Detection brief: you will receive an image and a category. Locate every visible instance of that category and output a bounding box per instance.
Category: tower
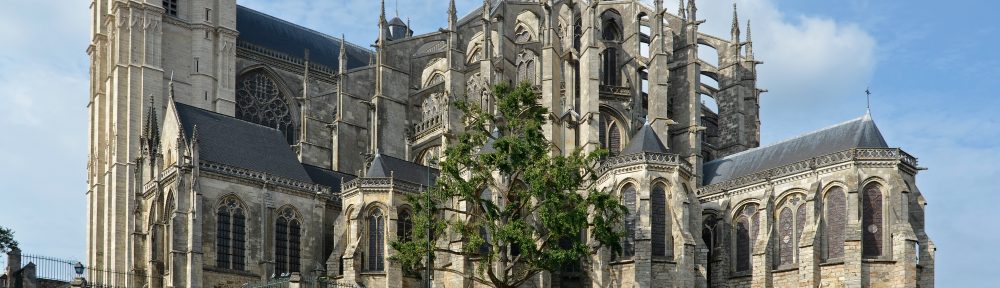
[86,0,237,284]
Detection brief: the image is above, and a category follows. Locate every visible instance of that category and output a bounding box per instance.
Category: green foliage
[0,226,18,253]
[391,82,626,288]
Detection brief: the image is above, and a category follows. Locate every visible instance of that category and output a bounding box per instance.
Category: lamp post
[72,262,86,288]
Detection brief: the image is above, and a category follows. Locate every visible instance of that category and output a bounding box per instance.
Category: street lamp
[74,262,84,276]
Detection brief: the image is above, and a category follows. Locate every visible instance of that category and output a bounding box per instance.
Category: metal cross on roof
[865,87,872,111]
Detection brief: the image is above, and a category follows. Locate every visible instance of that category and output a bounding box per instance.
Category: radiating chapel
[85,0,934,287]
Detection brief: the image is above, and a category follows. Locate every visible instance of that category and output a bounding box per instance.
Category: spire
[731,2,740,42]
[142,95,159,153]
[448,0,457,29]
[745,19,754,58]
[338,34,347,74]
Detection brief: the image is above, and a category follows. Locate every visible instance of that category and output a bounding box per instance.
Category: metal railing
[18,253,78,282]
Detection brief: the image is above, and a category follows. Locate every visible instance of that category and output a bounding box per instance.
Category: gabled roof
[236,5,372,71]
[703,113,888,186]
[366,152,438,186]
[620,122,668,155]
[303,164,356,192]
[173,102,312,183]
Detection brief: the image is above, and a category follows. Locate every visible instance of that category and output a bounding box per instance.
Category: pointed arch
[275,205,302,274]
[733,201,759,274]
[621,183,638,257]
[774,191,807,268]
[823,186,847,261]
[367,206,386,271]
[651,182,670,257]
[216,194,247,270]
[862,181,885,258]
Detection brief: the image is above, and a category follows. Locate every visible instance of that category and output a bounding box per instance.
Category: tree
[392,83,627,288]
[0,225,18,253]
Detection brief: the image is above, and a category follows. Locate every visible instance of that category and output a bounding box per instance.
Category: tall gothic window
[824,187,846,260]
[275,207,301,275]
[163,0,178,16]
[397,210,413,242]
[367,208,386,271]
[216,197,246,270]
[863,183,884,258]
[651,184,668,257]
[601,48,619,86]
[163,196,175,271]
[775,194,806,268]
[573,17,583,50]
[602,20,620,41]
[622,184,637,257]
[734,203,759,273]
[236,71,294,144]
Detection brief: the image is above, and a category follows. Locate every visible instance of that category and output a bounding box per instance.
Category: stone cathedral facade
[85,0,934,287]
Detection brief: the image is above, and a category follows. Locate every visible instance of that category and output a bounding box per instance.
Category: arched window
[734,203,759,273]
[775,194,806,268]
[275,207,301,274]
[163,196,175,271]
[824,187,846,260]
[863,183,884,258]
[236,71,294,144]
[516,50,538,85]
[514,26,532,43]
[622,184,637,257]
[573,17,583,50]
[608,121,622,155]
[216,196,246,270]
[601,48,619,86]
[397,210,413,242]
[367,208,386,271]
[651,184,668,257]
[162,0,178,17]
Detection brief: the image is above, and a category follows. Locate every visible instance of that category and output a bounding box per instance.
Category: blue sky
[0,0,995,285]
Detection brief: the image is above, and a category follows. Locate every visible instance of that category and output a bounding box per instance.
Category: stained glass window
[599,115,607,150]
[516,50,538,85]
[236,71,294,144]
[735,203,758,273]
[275,207,301,274]
[651,185,667,257]
[623,184,637,257]
[778,208,793,267]
[863,183,883,258]
[215,197,247,270]
[825,187,846,260]
[367,208,385,271]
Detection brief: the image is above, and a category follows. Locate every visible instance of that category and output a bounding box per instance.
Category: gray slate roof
[236,5,372,71]
[702,113,888,186]
[366,153,438,186]
[303,164,356,192]
[621,122,669,155]
[174,102,313,183]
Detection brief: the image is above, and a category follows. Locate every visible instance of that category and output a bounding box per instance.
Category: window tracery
[236,71,294,144]
[216,196,246,270]
[275,207,301,274]
[367,208,386,271]
[651,184,668,257]
[515,50,538,85]
[775,194,806,268]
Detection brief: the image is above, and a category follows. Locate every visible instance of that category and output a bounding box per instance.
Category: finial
[395,0,399,18]
[731,2,740,42]
[168,71,175,99]
[379,0,386,23]
[448,0,458,29]
[745,19,754,58]
[191,124,200,143]
[687,0,697,20]
[339,34,347,74]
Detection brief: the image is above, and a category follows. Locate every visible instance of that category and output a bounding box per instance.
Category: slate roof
[303,164,356,192]
[621,122,669,155]
[366,153,439,186]
[173,102,313,183]
[236,5,372,71]
[702,113,888,186]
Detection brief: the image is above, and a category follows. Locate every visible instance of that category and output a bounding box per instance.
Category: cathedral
[84,0,934,287]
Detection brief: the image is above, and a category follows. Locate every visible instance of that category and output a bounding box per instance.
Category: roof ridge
[174,101,285,133]
[707,114,871,163]
[236,5,373,54]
